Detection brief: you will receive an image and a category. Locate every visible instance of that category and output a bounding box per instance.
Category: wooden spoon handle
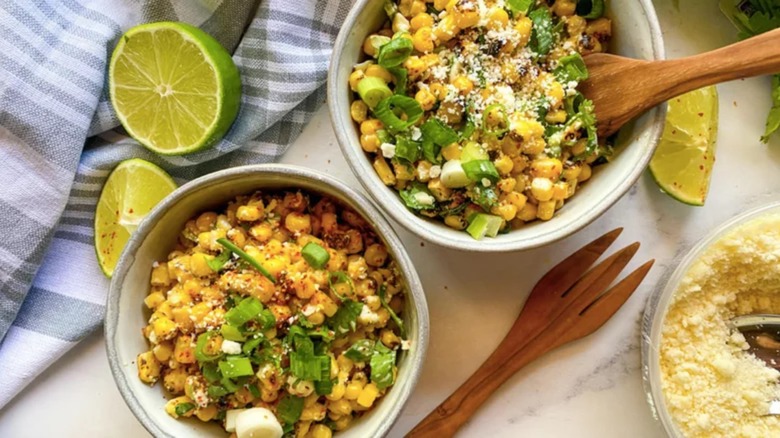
[406,333,557,437]
[650,27,780,103]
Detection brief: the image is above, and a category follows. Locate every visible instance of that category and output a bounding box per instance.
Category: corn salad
[349,0,613,239]
[137,191,407,438]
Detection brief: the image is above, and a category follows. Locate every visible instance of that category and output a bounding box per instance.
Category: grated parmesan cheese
[660,214,780,437]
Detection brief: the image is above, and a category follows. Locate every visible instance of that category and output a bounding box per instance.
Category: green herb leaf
[529,8,554,55]
[302,242,330,269]
[394,136,421,163]
[762,74,780,142]
[370,342,397,390]
[374,95,424,133]
[220,324,246,342]
[277,394,305,425]
[399,181,437,211]
[388,67,409,95]
[421,138,441,164]
[174,402,196,417]
[462,160,500,183]
[377,37,414,68]
[328,299,364,335]
[421,118,458,146]
[471,185,498,212]
[328,271,354,301]
[507,0,534,14]
[207,249,232,272]
[207,385,229,398]
[344,339,376,362]
[379,285,406,338]
[202,362,222,383]
[217,238,275,283]
[554,53,589,83]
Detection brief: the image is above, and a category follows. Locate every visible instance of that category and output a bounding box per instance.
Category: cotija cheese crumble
[660,214,780,437]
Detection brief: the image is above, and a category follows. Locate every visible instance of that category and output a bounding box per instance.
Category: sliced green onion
[174,402,196,417]
[374,95,423,133]
[388,67,408,95]
[290,352,330,381]
[258,308,277,330]
[218,356,254,379]
[460,141,488,163]
[314,379,335,396]
[277,394,304,425]
[242,337,264,356]
[376,129,394,145]
[221,377,239,393]
[395,137,421,163]
[357,76,393,109]
[217,238,275,283]
[466,213,503,240]
[554,53,589,83]
[460,120,476,141]
[462,160,500,183]
[207,249,232,272]
[302,242,330,269]
[366,35,391,58]
[207,385,229,398]
[506,0,534,14]
[379,285,406,338]
[248,384,262,398]
[420,118,458,146]
[421,138,441,164]
[377,37,413,68]
[195,331,221,363]
[220,324,246,342]
[202,363,222,383]
[576,0,605,19]
[225,297,263,327]
[483,104,509,136]
[344,339,376,362]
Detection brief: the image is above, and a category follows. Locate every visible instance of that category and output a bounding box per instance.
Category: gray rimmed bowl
[105,164,430,438]
[328,0,666,252]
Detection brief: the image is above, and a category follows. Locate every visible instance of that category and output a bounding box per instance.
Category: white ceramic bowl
[328,0,666,252]
[641,201,780,437]
[105,164,430,438]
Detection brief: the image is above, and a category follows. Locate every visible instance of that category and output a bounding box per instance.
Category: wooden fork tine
[530,228,622,299]
[575,259,655,335]
[563,241,640,303]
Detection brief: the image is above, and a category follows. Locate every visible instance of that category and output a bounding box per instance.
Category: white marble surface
[1,0,779,436]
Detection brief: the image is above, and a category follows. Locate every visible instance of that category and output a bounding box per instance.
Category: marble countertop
[2,0,779,436]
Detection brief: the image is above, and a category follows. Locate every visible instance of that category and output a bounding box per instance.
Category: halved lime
[109,22,241,155]
[649,86,719,206]
[95,159,177,277]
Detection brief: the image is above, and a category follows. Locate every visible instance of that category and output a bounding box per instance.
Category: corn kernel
[150,264,171,286]
[487,8,509,30]
[365,65,393,83]
[537,200,556,221]
[412,26,434,53]
[410,13,434,31]
[348,70,365,91]
[579,163,592,182]
[350,100,368,123]
[452,75,473,94]
[144,291,166,309]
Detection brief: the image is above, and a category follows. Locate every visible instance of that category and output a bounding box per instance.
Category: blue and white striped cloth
[0,0,351,408]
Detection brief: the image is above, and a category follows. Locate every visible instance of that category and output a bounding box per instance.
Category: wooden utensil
[580,27,780,137]
[407,229,654,437]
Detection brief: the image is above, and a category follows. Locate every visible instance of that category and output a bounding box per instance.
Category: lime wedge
[649,86,719,206]
[95,159,177,277]
[109,22,241,155]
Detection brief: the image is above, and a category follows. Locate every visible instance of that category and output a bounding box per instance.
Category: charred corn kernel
[492,203,518,221]
[174,335,196,364]
[365,64,393,83]
[137,351,161,383]
[552,182,568,201]
[350,101,368,123]
[531,158,563,180]
[381,329,401,348]
[285,212,312,234]
[172,307,194,334]
[357,383,380,408]
[328,399,353,416]
[152,341,173,362]
[364,243,388,267]
[437,99,464,123]
[412,27,434,53]
[410,0,426,15]
[195,212,217,232]
[428,84,447,102]
[585,151,599,164]
[344,381,364,400]
[567,16,587,35]
[154,301,174,320]
[552,0,576,16]
[531,177,554,202]
[359,134,380,153]
[195,404,218,422]
[144,291,166,309]
[515,17,533,47]
[164,367,188,394]
[494,155,514,175]
[264,255,290,278]
[512,117,545,140]
[433,0,448,9]
[587,17,613,38]
[374,156,396,186]
[504,191,528,211]
[410,12,434,30]
[362,35,386,57]
[545,109,567,124]
[452,75,473,94]
[497,177,517,193]
[327,382,346,401]
[403,56,426,78]
[165,396,194,418]
[571,139,587,156]
[537,200,556,221]
[152,316,178,341]
[444,214,468,230]
[441,143,461,161]
[433,15,459,42]
[360,119,383,135]
[414,88,436,111]
[332,415,352,431]
[517,202,538,222]
[522,137,546,155]
[399,0,414,16]
[548,81,565,107]
[190,302,211,325]
[348,70,365,91]
[562,165,582,181]
[308,310,325,325]
[487,8,509,30]
[150,264,171,286]
[579,163,592,182]
[190,252,213,277]
[453,9,479,28]
[427,178,453,201]
[249,223,274,243]
[309,424,333,438]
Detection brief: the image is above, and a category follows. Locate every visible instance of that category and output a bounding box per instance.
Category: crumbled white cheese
[221,340,242,355]
[358,306,381,324]
[429,165,442,179]
[481,178,491,187]
[401,340,412,351]
[413,191,436,206]
[411,127,422,141]
[380,143,396,159]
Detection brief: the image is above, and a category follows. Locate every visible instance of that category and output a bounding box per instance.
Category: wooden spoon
[581,27,780,137]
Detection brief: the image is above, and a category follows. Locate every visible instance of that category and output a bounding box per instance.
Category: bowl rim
[640,201,780,437]
[327,0,667,252]
[105,163,430,438]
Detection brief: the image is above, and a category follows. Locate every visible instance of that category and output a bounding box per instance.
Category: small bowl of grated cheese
[642,202,780,438]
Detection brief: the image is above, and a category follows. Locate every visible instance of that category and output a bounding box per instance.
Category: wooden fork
[407,228,654,437]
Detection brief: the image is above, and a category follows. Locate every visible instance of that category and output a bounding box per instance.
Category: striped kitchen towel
[0,0,351,408]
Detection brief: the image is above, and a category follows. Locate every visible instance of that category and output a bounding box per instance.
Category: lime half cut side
[95,159,177,277]
[649,86,719,206]
[109,22,241,155]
